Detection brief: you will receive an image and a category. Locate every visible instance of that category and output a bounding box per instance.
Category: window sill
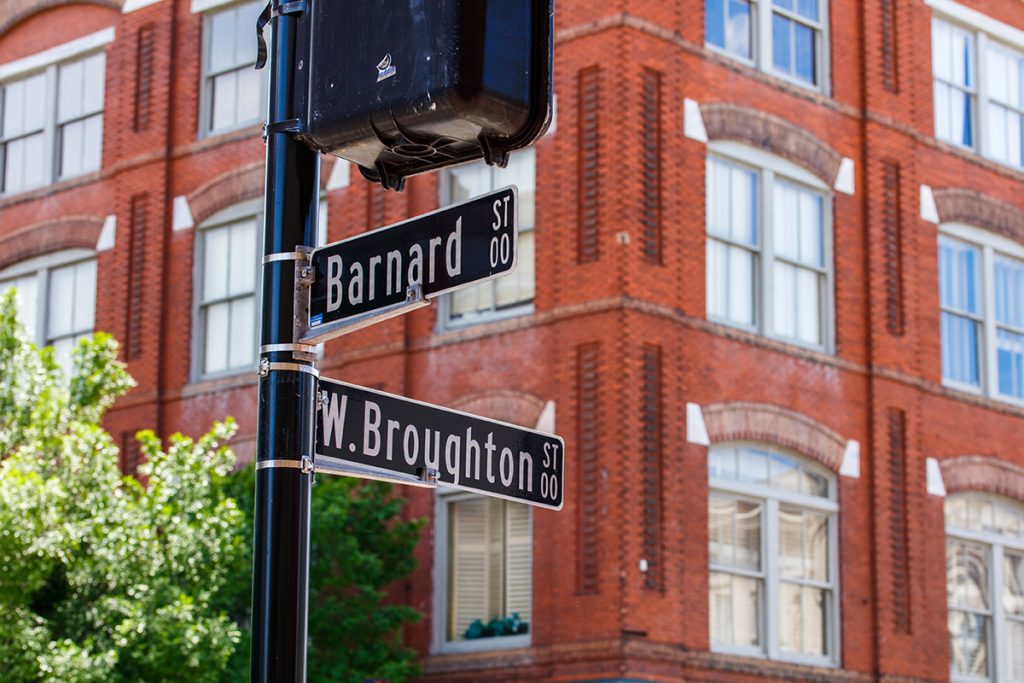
[434,633,530,656]
[707,648,837,674]
[0,169,103,209]
[706,317,831,357]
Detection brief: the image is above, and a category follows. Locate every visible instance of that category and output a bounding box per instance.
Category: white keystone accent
[173,196,194,231]
[686,402,710,446]
[684,98,708,143]
[840,440,861,478]
[535,400,556,435]
[927,457,947,497]
[920,185,940,224]
[122,0,164,13]
[834,157,855,195]
[96,215,117,252]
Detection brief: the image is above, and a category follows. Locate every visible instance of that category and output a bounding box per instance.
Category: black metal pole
[250,1,319,680]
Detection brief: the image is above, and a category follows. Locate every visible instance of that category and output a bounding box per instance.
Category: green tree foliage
[221,469,424,683]
[0,290,424,681]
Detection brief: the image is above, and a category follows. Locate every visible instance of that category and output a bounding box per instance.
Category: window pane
[773,183,799,261]
[798,190,823,267]
[773,261,797,339]
[709,496,762,571]
[495,229,534,308]
[987,42,1022,108]
[769,452,801,493]
[47,265,76,340]
[935,82,975,148]
[772,15,792,76]
[708,447,737,480]
[996,256,1024,329]
[793,22,816,84]
[707,239,728,320]
[82,53,105,115]
[706,0,726,49]
[737,447,769,485]
[3,73,45,138]
[50,335,76,378]
[780,507,829,582]
[988,103,1024,168]
[730,165,757,245]
[234,66,262,126]
[941,312,981,386]
[203,301,230,374]
[796,0,818,22]
[234,1,261,66]
[947,539,990,611]
[4,133,46,193]
[498,149,536,229]
[1008,620,1024,683]
[728,245,755,326]
[81,114,103,173]
[203,227,230,301]
[505,502,532,626]
[796,268,821,345]
[0,274,39,340]
[451,279,494,318]
[997,328,1024,399]
[228,296,255,368]
[228,219,257,296]
[209,9,239,73]
[59,119,85,178]
[779,583,828,656]
[211,72,239,131]
[58,59,85,122]
[948,610,989,678]
[1006,552,1024,618]
[709,571,761,649]
[72,260,96,333]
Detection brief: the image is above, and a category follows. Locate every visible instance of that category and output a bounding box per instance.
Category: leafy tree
[221,469,424,683]
[0,290,243,682]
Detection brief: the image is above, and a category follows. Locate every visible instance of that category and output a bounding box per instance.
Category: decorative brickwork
[700,103,843,186]
[0,216,104,271]
[576,342,600,595]
[186,162,264,225]
[940,456,1024,503]
[0,0,120,35]
[577,66,601,264]
[134,25,155,132]
[640,344,662,590]
[883,161,904,336]
[450,390,546,428]
[887,408,911,634]
[640,69,662,265]
[880,0,899,94]
[933,188,1024,246]
[125,194,148,360]
[702,401,846,472]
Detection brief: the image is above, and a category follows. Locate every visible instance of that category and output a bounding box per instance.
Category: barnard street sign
[304,186,518,341]
[315,378,564,510]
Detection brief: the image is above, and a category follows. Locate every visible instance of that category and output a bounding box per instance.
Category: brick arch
[702,401,847,472]
[700,102,842,186]
[939,456,1024,504]
[187,163,265,226]
[0,0,121,36]
[451,390,547,429]
[933,188,1024,247]
[0,216,103,271]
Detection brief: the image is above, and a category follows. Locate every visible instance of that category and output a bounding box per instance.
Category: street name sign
[315,378,564,510]
[302,186,518,342]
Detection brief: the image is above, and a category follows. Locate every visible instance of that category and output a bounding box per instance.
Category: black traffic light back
[293,0,553,191]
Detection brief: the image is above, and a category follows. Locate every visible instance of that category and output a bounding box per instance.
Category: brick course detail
[939,455,1024,503]
[933,187,1024,246]
[0,216,104,271]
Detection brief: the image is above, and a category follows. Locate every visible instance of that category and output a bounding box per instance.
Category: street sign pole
[250,1,319,681]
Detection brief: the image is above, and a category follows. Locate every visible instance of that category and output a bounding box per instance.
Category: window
[195,203,259,378]
[932,12,1024,170]
[938,225,1024,402]
[440,149,535,327]
[0,249,97,376]
[434,492,531,652]
[945,493,1024,682]
[201,0,267,135]
[0,41,106,194]
[706,145,832,350]
[705,0,828,89]
[708,444,838,666]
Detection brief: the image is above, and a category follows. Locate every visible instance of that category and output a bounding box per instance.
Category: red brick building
[1,0,1023,681]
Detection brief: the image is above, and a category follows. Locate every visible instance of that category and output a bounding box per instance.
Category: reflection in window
[945,494,1024,682]
[708,444,837,665]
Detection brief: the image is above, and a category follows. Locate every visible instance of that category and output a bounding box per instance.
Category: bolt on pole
[249,0,320,680]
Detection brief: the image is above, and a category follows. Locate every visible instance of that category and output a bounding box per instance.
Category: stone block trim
[700,102,842,186]
[0,0,120,35]
[939,455,1024,504]
[186,162,264,226]
[0,216,104,271]
[702,401,847,472]
[932,188,1024,246]
[451,390,547,430]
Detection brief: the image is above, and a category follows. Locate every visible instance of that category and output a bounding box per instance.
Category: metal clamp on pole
[296,284,430,345]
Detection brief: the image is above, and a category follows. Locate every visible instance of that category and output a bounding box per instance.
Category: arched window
[945,493,1024,681]
[708,443,838,665]
[706,142,833,351]
[0,248,97,376]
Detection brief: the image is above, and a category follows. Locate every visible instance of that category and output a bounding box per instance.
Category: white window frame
[945,493,1024,683]
[0,248,97,371]
[929,1,1024,171]
[706,141,835,353]
[708,442,841,668]
[436,151,536,331]
[431,489,533,655]
[938,222,1024,405]
[0,28,113,196]
[197,0,269,138]
[705,0,832,94]
[191,200,262,381]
